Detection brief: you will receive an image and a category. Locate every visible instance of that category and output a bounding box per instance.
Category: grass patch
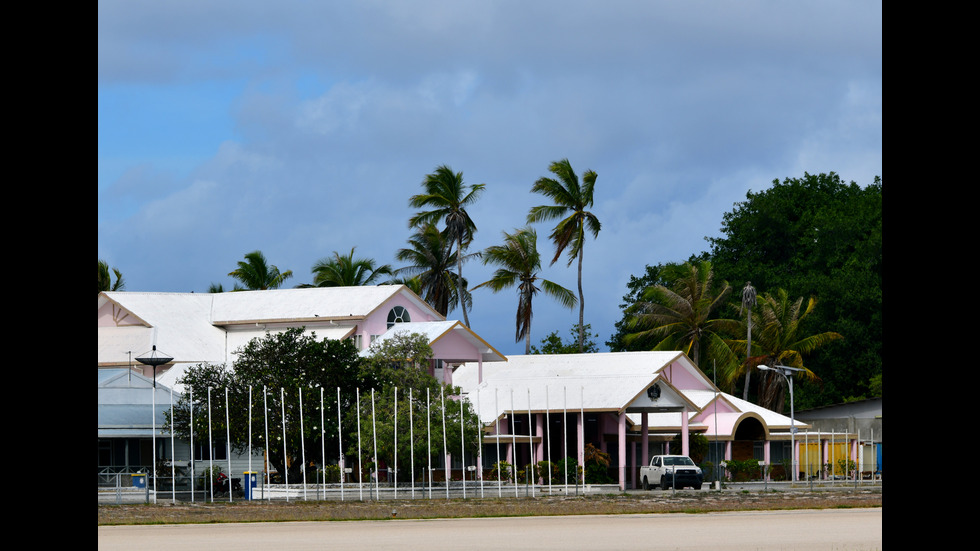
[99,488,882,526]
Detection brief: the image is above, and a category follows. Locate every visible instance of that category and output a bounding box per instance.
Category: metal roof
[98,369,179,437]
[455,351,701,423]
[98,286,436,367]
[361,321,506,363]
[454,351,803,437]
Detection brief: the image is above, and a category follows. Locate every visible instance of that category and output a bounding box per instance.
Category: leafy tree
[623,260,740,386]
[386,275,423,298]
[168,328,365,482]
[583,443,612,483]
[531,323,600,354]
[473,227,577,354]
[309,247,393,287]
[607,262,695,351]
[527,159,601,353]
[98,259,125,293]
[349,379,480,484]
[361,331,437,384]
[167,329,480,485]
[409,165,485,327]
[395,223,471,317]
[228,250,293,290]
[707,172,881,406]
[352,331,480,483]
[731,289,843,412]
[207,282,239,293]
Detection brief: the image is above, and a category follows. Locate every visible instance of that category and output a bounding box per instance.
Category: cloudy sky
[98,1,882,356]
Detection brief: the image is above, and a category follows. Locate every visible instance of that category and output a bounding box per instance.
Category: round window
[387,306,410,329]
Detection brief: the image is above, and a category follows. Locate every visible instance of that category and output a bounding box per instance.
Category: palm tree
[98,259,125,294]
[385,275,423,298]
[228,250,293,290]
[473,227,577,354]
[395,223,470,317]
[527,159,600,352]
[310,247,393,287]
[409,165,485,327]
[736,289,843,412]
[624,260,740,385]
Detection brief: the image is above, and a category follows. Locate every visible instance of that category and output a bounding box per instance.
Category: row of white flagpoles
[152,384,589,503]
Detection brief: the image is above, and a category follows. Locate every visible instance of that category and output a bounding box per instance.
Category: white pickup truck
[640,455,703,490]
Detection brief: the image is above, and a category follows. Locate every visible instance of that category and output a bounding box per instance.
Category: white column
[618,412,626,491]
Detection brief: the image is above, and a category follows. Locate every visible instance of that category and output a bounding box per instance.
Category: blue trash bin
[132,473,146,488]
[244,471,257,500]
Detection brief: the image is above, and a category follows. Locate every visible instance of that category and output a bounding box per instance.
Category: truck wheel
[693,483,702,490]
[660,476,669,490]
[642,477,650,491]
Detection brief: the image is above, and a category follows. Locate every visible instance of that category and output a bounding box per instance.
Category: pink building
[454,352,855,490]
[99,286,856,489]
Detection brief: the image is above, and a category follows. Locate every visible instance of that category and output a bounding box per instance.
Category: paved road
[98,507,882,550]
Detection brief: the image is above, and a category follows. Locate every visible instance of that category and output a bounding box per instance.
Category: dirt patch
[98,488,882,525]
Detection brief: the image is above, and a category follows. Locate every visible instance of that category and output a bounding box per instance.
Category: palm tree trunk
[458,236,470,327]
[577,245,584,353]
[525,330,531,355]
[742,306,752,400]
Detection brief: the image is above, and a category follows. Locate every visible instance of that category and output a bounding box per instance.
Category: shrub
[724,459,761,481]
[556,457,579,484]
[489,461,513,481]
[536,461,557,484]
[321,464,341,483]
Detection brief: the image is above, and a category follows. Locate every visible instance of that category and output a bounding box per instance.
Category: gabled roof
[98,285,442,367]
[455,351,706,423]
[363,321,506,363]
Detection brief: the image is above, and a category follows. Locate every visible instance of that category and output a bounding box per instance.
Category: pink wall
[357,294,442,346]
[662,361,708,390]
[430,330,480,362]
[98,301,141,327]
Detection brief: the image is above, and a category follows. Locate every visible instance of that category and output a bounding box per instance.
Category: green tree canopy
[168,328,365,481]
[623,260,741,386]
[98,259,125,293]
[530,323,600,354]
[707,172,881,406]
[395,223,471,317]
[309,247,394,287]
[351,331,480,482]
[167,329,480,485]
[731,289,843,412]
[607,261,699,352]
[228,250,294,290]
[409,164,485,327]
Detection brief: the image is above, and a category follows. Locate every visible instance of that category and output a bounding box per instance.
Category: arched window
[387,306,410,329]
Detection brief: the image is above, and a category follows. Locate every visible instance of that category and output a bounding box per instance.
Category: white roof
[98,286,435,367]
[362,321,506,362]
[455,351,703,423]
[207,286,427,323]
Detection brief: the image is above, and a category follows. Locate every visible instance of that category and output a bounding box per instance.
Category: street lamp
[756,364,802,482]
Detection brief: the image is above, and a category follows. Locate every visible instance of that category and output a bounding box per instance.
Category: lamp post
[756,364,801,482]
[136,345,173,500]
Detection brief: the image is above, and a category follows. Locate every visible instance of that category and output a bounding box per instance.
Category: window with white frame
[387,306,410,329]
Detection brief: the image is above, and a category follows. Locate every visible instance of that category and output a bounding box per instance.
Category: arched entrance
[731,416,766,461]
